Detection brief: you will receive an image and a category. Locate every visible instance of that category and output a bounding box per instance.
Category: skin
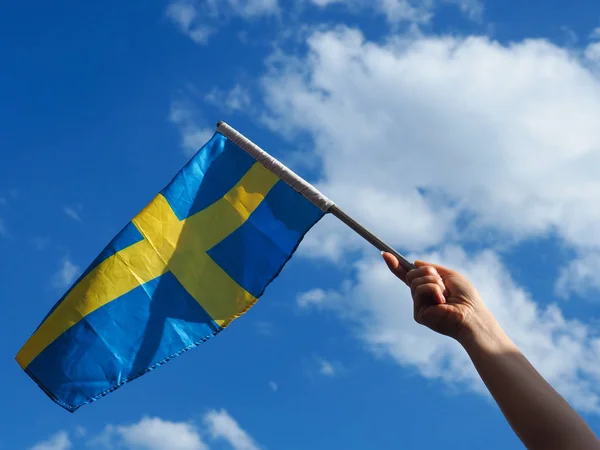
[382,253,600,450]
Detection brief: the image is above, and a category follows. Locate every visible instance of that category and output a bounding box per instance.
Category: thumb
[414,260,455,278]
[382,252,408,284]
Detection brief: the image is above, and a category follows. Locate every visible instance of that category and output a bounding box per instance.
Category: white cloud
[294,216,351,262]
[269,380,278,391]
[89,412,261,450]
[299,246,600,413]
[318,358,336,376]
[311,0,343,6]
[233,0,279,19]
[203,410,260,450]
[584,28,600,65]
[382,0,431,22]
[63,205,82,222]
[181,127,214,155]
[30,431,71,450]
[205,84,252,112]
[585,42,600,64]
[166,0,279,44]
[309,0,426,23]
[254,25,600,413]
[297,288,328,308]
[556,251,600,299]
[166,0,214,44]
[449,0,483,20]
[52,258,80,289]
[169,102,214,156]
[308,0,483,23]
[104,417,208,450]
[261,27,600,295]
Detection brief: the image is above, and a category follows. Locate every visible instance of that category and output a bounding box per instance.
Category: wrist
[457,310,514,354]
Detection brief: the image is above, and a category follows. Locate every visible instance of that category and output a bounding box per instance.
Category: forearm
[461,318,600,449]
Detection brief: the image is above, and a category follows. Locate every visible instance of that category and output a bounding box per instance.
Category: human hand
[382,253,495,344]
[384,255,600,450]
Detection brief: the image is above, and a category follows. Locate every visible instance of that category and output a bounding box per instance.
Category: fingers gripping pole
[216,121,416,273]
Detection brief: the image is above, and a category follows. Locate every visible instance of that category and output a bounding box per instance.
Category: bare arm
[462,312,599,449]
[382,254,600,450]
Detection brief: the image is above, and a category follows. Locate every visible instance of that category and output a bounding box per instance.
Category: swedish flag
[16,125,326,412]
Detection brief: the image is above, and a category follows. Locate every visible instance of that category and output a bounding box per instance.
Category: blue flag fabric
[16,131,325,412]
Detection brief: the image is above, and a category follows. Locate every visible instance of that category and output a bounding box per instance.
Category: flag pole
[216,121,416,272]
[328,205,416,271]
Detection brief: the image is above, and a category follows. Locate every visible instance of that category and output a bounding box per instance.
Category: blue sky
[3,0,600,448]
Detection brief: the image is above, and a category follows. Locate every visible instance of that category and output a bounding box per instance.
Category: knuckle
[424,275,443,285]
[407,271,418,282]
[423,267,437,277]
[414,284,425,295]
[415,283,435,295]
[411,275,435,287]
[414,283,442,300]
